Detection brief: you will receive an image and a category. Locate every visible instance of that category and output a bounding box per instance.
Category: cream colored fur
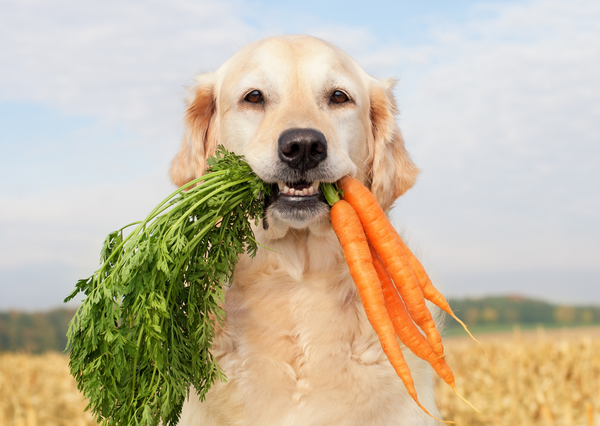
[171,35,439,426]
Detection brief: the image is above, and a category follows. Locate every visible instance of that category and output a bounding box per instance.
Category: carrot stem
[321,182,343,206]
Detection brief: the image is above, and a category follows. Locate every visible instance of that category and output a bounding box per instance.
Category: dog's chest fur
[179,229,438,426]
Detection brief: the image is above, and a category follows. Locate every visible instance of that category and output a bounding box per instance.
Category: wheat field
[0,352,95,426]
[438,328,600,425]
[1,329,599,426]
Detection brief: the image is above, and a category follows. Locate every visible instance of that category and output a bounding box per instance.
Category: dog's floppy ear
[367,78,419,211]
[170,73,219,187]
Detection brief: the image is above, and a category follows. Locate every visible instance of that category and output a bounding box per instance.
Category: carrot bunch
[323,176,481,422]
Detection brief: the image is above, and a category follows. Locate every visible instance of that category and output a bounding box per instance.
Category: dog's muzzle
[263,128,331,229]
[278,128,327,174]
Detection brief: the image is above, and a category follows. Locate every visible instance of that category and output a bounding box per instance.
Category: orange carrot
[331,200,448,422]
[370,244,450,368]
[369,243,478,412]
[337,176,482,353]
[339,176,444,357]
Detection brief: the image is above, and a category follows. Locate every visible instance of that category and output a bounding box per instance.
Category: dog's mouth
[268,180,324,204]
[263,179,329,229]
[276,180,320,197]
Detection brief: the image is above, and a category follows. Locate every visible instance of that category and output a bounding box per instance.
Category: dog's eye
[331,90,349,104]
[244,90,263,104]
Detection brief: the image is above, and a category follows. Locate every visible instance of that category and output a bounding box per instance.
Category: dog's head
[171,35,419,237]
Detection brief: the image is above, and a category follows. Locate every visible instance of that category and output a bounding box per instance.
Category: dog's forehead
[219,36,366,97]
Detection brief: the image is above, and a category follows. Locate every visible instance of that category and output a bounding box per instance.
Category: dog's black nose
[278,128,327,173]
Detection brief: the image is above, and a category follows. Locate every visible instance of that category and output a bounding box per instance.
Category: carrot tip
[451,385,481,413]
[414,400,454,423]
[451,314,488,362]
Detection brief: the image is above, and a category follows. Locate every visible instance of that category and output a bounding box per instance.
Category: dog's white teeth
[280,181,320,196]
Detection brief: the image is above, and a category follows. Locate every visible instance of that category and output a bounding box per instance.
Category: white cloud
[388,0,600,278]
[0,0,260,145]
[0,0,260,278]
[0,171,173,269]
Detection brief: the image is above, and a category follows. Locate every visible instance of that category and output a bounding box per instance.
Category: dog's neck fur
[179,224,438,425]
[252,223,343,277]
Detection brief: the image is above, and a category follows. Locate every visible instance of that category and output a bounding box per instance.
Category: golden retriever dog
[170,34,439,426]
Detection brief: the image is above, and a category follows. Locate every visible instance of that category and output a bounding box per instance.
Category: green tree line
[2,297,600,352]
[0,309,76,353]
[446,296,600,328]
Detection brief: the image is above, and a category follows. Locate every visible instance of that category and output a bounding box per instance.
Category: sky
[0,0,599,309]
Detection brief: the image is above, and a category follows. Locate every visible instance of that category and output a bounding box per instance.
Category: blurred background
[0,0,599,424]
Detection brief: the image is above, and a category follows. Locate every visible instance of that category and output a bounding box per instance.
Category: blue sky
[247,0,494,43]
[1,0,599,309]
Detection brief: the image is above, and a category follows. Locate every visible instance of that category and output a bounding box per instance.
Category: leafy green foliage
[64,147,271,426]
